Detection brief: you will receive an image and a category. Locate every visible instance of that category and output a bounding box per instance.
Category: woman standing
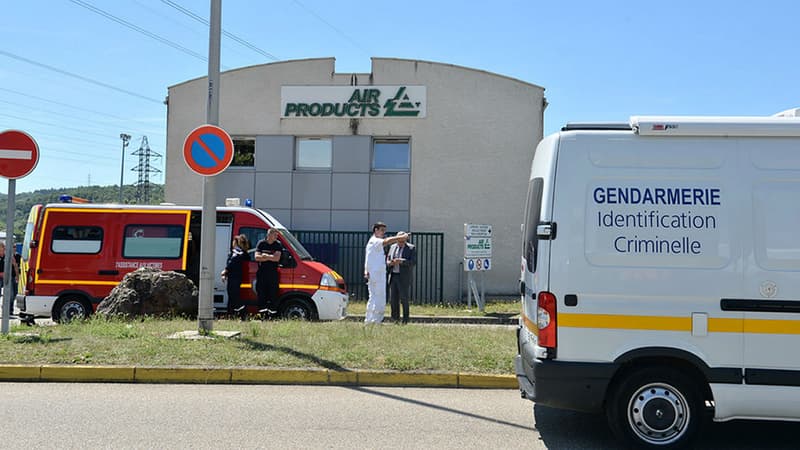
[221,234,250,319]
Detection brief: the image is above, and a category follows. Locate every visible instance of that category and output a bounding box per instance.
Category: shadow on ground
[239,338,349,372]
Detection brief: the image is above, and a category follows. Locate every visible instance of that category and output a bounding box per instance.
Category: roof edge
[371,57,544,91]
[167,56,544,92]
[168,57,337,90]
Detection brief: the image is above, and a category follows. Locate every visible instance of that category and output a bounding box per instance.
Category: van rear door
[215,223,232,308]
[35,208,111,292]
[521,134,559,326]
[738,137,800,417]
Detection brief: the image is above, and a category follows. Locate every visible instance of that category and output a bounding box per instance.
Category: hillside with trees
[0,184,164,238]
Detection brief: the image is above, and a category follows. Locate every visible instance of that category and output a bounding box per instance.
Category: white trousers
[365,269,387,323]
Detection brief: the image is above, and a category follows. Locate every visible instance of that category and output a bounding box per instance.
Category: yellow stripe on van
[559,313,691,332]
[744,319,800,335]
[521,313,538,336]
[239,284,320,290]
[559,313,800,335]
[34,207,192,286]
[282,284,319,290]
[34,280,120,287]
[708,318,744,333]
[45,207,189,214]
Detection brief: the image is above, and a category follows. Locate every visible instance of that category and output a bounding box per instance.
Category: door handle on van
[98,270,119,276]
[536,222,557,240]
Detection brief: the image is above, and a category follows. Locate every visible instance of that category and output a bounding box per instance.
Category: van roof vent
[561,123,631,131]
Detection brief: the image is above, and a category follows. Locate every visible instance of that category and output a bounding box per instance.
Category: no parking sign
[183,124,234,176]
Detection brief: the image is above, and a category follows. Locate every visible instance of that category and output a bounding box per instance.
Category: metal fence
[293,230,444,303]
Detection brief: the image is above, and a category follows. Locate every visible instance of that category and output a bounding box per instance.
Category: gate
[294,231,444,303]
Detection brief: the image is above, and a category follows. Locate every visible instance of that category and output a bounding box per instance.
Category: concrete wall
[165,57,545,299]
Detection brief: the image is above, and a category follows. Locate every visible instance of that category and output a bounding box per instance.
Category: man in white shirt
[364,222,408,324]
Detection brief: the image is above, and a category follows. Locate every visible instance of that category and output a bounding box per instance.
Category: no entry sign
[183,124,234,176]
[0,130,39,179]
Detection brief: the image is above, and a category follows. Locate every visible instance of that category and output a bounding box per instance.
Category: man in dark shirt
[254,228,283,317]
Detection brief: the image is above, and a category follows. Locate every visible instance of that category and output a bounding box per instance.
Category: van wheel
[54,296,91,323]
[606,367,703,449]
[281,298,313,320]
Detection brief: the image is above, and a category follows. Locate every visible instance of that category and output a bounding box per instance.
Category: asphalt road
[1,383,536,449]
[2,383,798,449]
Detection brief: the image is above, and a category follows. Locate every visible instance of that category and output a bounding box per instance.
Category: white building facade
[165,57,545,299]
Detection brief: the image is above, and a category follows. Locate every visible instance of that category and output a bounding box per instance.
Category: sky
[2,0,799,193]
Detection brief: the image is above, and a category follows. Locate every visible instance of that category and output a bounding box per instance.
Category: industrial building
[165,57,545,299]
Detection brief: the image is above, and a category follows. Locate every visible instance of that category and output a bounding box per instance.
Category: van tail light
[537,291,557,349]
[25,268,34,296]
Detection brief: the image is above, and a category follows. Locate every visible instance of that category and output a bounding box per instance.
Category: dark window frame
[50,225,104,255]
[122,224,184,259]
[232,138,255,167]
[295,137,332,170]
[372,138,410,171]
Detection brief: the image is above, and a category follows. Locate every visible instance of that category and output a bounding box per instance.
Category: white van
[515,116,800,448]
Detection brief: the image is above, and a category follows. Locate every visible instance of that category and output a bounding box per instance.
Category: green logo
[384,87,422,117]
[283,86,423,118]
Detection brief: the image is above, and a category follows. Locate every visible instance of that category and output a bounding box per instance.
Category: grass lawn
[1,315,518,375]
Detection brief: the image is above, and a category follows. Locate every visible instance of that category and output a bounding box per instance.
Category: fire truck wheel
[54,296,91,323]
[281,298,313,320]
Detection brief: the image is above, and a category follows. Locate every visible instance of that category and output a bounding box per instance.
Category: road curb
[344,315,518,326]
[0,364,517,389]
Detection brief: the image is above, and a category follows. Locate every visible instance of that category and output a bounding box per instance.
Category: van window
[51,226,103,254]
[240,226,311,261]
[22,205,42,261]
[123,225,183,258]
[240,227,267,250]
[523,178,544,272]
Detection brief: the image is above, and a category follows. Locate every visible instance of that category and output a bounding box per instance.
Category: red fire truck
[15,200,347,323]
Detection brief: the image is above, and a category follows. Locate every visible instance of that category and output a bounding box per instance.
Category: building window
[373,139,410,170]
[296,138,332,169]
[123,225,183,258]
[51,226,103,254]
[232,138,255,167]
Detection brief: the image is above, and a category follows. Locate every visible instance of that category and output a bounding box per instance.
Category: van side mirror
[279,252,296,268]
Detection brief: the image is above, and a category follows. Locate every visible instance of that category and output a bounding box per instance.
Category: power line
[0,99,164,139]
[0,50,163,104]
[0,126,120,150]
[67,0,208,63]
[0,112,130,141]
[291,0,371,56]
[0,87,165,133]
[160,0,279,61]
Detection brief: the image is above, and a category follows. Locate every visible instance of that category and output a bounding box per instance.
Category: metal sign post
[198,0,222,333]
[464,223,492,312]
[0,129,40,334]
[2,180,14,334]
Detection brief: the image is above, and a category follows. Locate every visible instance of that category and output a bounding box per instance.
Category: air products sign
[585,183,730,268]
[281,86,426,118]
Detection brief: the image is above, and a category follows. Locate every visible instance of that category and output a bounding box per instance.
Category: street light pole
[119,133,131,204]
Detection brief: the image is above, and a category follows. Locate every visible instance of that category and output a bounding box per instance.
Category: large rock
[96,268,198,319]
